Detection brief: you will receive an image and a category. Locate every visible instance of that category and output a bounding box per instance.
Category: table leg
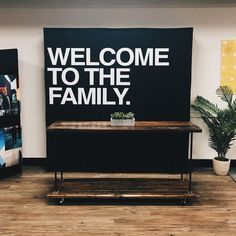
[180,173,184,182]
[189,133,193,193]
[54,171,58,192]
[52,132,59,192]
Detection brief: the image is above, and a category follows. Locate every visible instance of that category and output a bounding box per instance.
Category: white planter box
[110,118,135,126]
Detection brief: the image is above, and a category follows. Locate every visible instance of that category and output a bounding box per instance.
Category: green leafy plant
[191,86,236,161]
[111,112,135,120]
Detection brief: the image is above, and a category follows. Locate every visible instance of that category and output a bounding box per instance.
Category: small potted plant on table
[191,86,236,175]
[110,112,135,126]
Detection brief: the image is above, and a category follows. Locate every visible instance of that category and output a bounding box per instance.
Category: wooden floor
[1,167,236,236]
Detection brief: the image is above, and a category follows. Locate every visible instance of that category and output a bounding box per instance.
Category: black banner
[44,28,193,125]
[44,28,193,172]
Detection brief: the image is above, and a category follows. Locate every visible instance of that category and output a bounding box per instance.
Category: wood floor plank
[0,166,236,235]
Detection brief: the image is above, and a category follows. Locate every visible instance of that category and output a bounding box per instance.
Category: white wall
[0,5,236,159]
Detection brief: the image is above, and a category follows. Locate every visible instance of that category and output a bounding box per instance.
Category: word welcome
[47,47,170,67]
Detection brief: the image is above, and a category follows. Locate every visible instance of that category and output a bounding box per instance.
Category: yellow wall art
[221,40,236,94]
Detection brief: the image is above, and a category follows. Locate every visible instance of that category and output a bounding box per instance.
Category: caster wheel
[59,198,65,205]
[180,198,187,206]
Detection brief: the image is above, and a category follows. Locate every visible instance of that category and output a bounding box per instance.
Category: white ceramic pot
[213,157,231,176]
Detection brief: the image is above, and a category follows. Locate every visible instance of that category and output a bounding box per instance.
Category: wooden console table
[47,121,202,204]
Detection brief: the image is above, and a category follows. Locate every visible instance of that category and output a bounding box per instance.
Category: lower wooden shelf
[47,178,199,201]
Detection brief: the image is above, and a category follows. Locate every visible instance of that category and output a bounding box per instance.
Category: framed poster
[220,40,236,94]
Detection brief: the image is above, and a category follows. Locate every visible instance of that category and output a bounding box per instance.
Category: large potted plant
[191,86,236,175]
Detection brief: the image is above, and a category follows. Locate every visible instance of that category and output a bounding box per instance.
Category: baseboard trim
[22,158,236,168]
[193,159,236,168]
[23,157,47,166]
[192,159,212,168]
[230,160,236,167]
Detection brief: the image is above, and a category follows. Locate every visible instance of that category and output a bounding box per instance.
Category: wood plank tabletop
[47,121,202,133]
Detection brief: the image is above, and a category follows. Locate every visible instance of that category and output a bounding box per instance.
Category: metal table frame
[47,121,202,202]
